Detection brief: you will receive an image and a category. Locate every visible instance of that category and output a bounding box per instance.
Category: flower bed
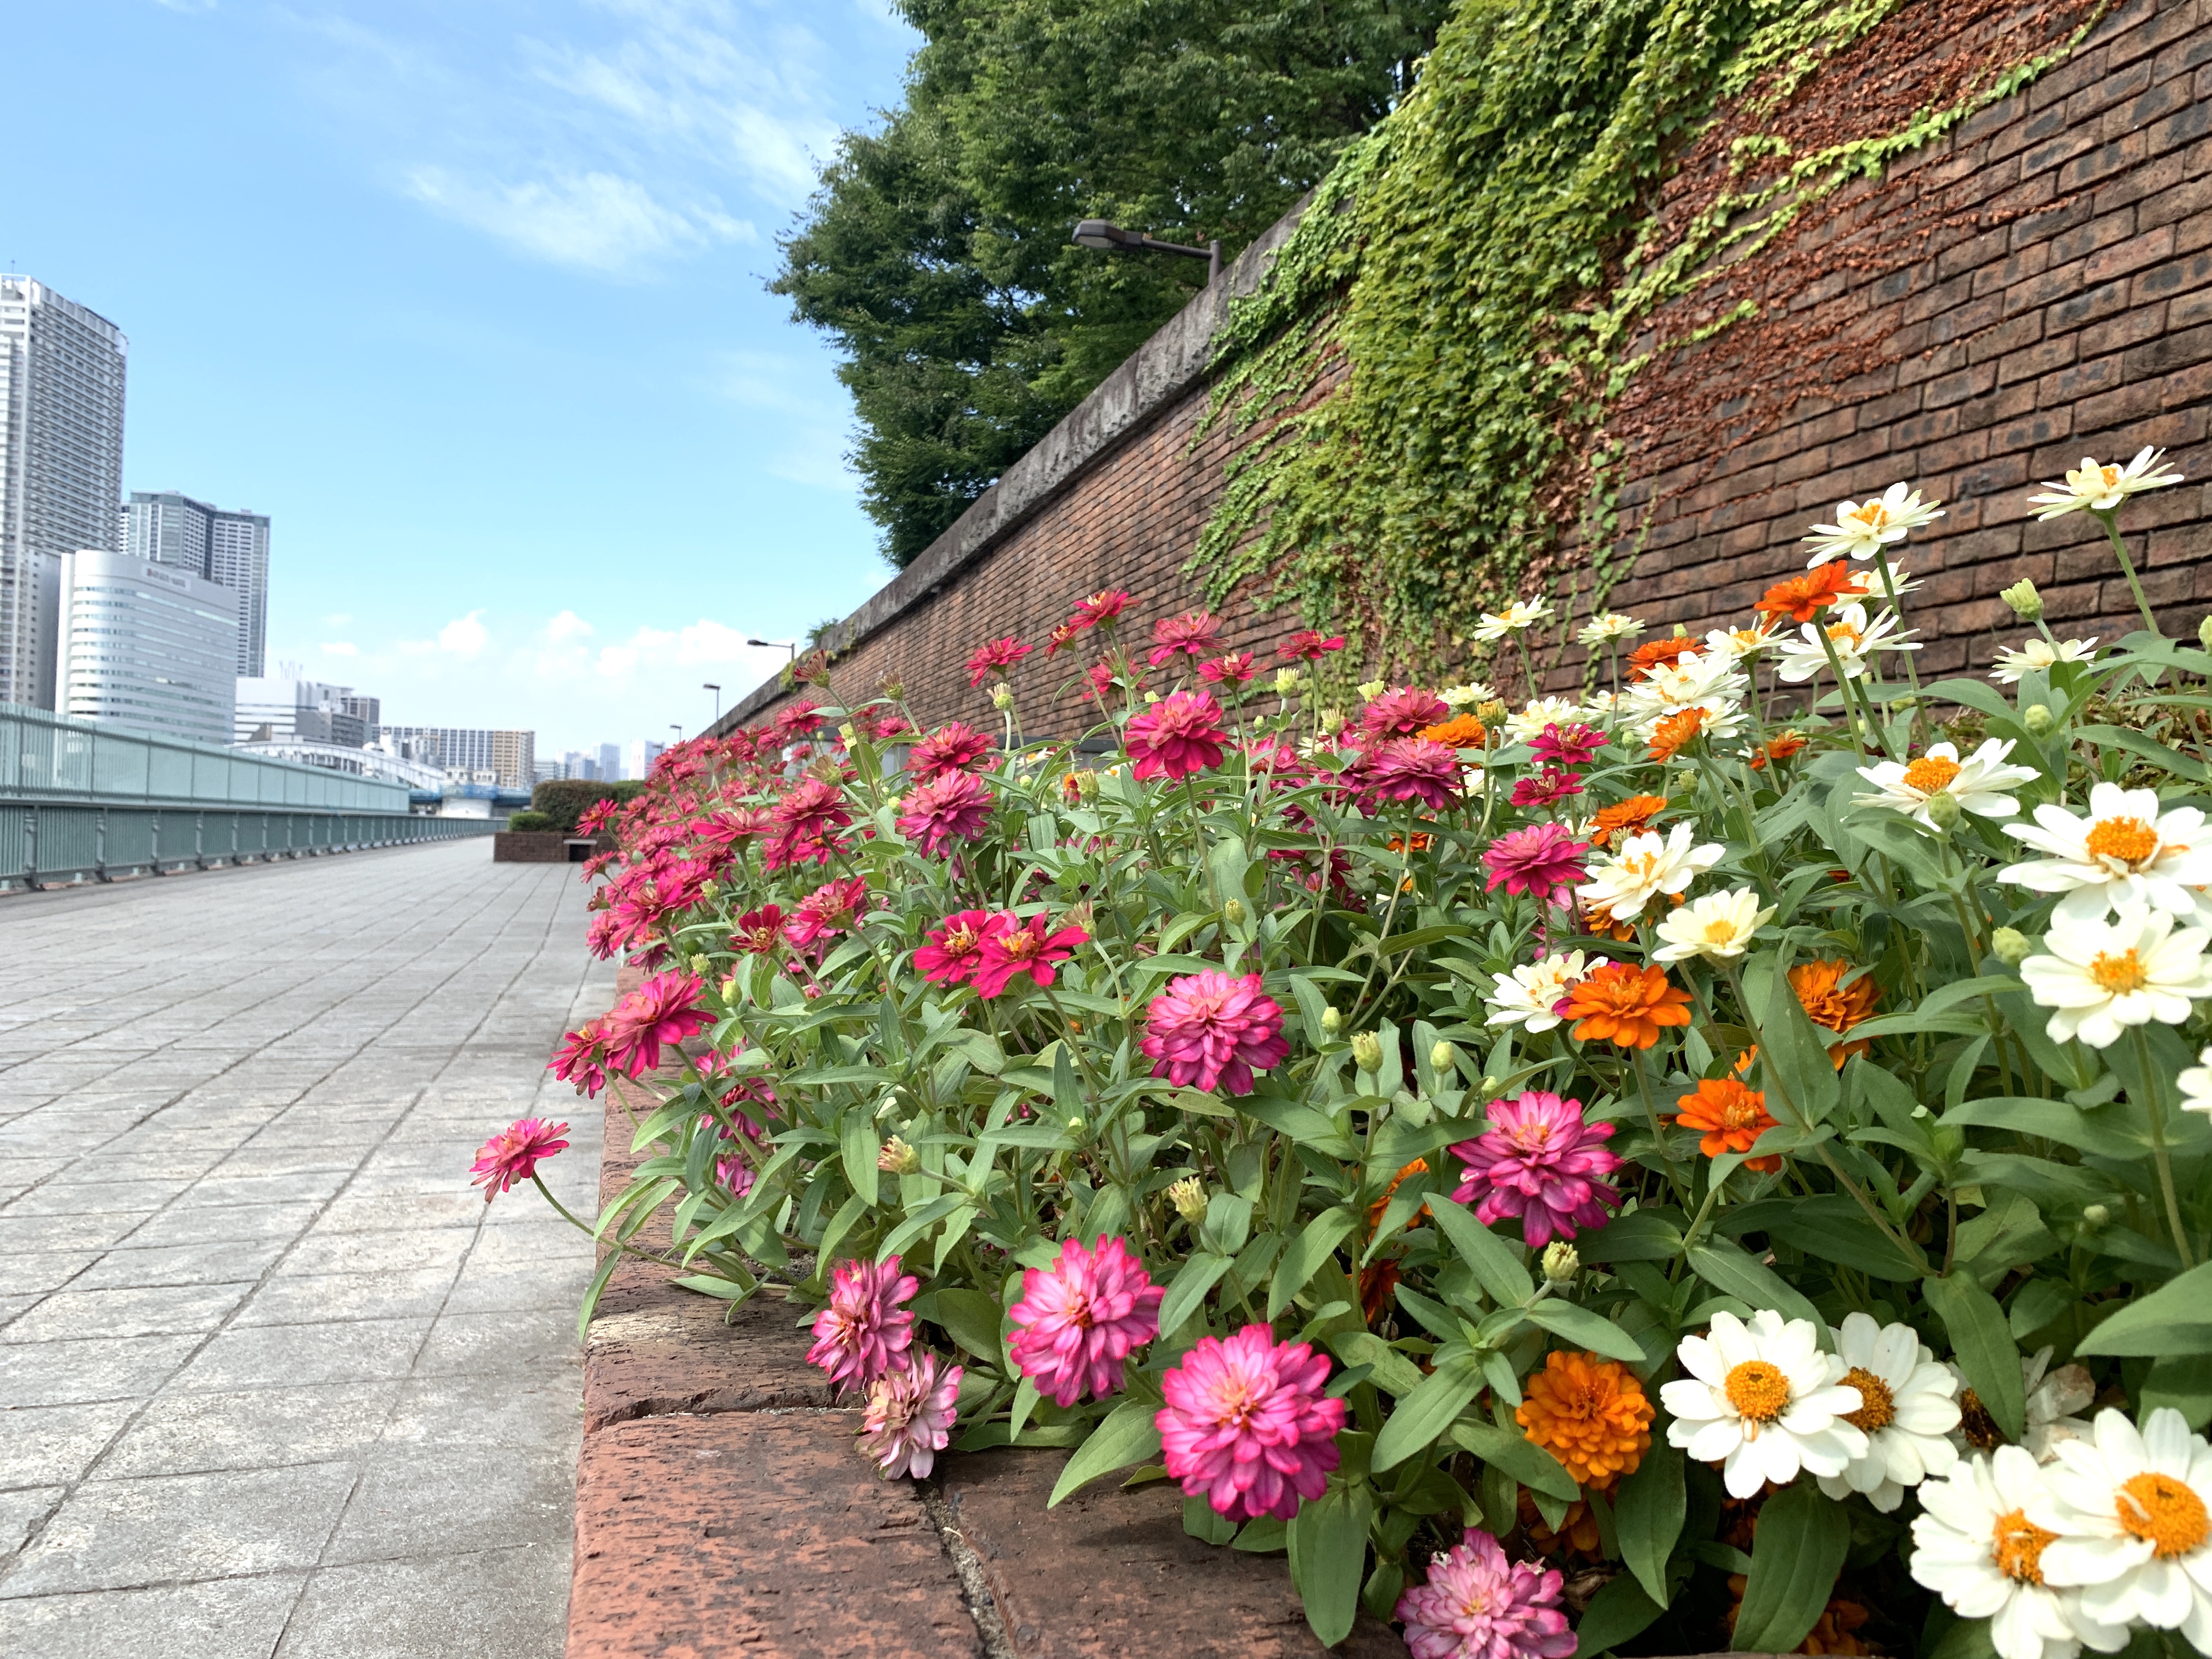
[484,447,2212,1659]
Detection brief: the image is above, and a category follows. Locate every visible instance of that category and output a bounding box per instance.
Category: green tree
[774,0,1446,567]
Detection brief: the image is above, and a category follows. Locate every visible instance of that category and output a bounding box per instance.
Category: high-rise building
[58,551,237,744]
[119,491,269,678]
[627,739,664,780]
[379,725,536,789]
[597,742,621,780]
[234,676,370,747]
[0,276,127,708]
[338,692,380,730]
[490,730,535,791]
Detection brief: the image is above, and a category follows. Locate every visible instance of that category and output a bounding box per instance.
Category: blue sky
[9,0,919,754]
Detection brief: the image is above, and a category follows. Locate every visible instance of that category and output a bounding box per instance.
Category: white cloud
[545,610,595,642]
[318,640,360,657]
[437,610,490,658]
[404,167,750,274]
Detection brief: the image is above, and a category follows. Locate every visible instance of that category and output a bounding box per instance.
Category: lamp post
[746,637,798,663]
[703,682,721,722]
[1072,218,1221,285]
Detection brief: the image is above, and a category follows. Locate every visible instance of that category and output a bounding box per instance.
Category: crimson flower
[806,1255,918,1392]
[1079,659,1142,704]
[786,877,868,948]
[731,905,785,955]
[1510,767,1586,808]
[1482,824,1589,905]
[1277,630,1346,661]
[1157,1325,1344,1522]
[972,912,1089,998]
[1046,620,1086,656]
[915,910,1009,985]
[470,1118,570,1203]
[896,771,994,856]
[1528,722,1608,768]
[1359,687,1450,742]
[1073,589,1130,627]
[907,721,996,782]
[1009,1237,1164,1406]
[772,699,825,740]
[577,798,618,836]
[1125,690,1227,782]
[1198,652,1256,685]
[966,636,1032,687]
[1362,737,1463,811]
[600,971,710,1077]
[1141,972,1290,1095]
[548,1024,607,1097]
[1148,609,1222,666]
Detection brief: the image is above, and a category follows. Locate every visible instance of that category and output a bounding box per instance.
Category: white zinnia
[1855,739,2040,826]
[2033,1407,2212,1651]
[2028,447,2186,519]
[1437,681,1496,708]
[1661,1308,1869,1500]
[1622,650,1749,742]
[1576,821,1725,922]
[1993,637,2100,684]
[1911,1446,2127,1659]
[1703,617,1781,660]
[1472,599,1555,641]
[2019,905,2212,1049]
[1577,612,1644,646]
[1776,602,1921,682]
[1483,950,1608,1032]
[1651,887,1776,962]
[1504,696,1584,743]
[1815,1312,1962,1511]
[2000,782,2212,923]
[2180,1046,2212,1115]
[1804,481,1945,563]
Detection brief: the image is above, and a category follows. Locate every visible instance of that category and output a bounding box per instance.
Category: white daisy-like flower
[2019,904,2212,1049]
[2000,782,2212,923]
[1577,690,1627,726]
[1471,599,1555,641]
[1855,740,2041,827]
[1437,681,1497,708]
[2033,1407,2212,1650]
[1651,887,1776,963]
[1814,1311,1963,1512]
[1843,559,1927,601]
[2028,448,2187,520]
[2180,1046,2212,1115]
[1993,638,2100,684]
[1483,950,1609,1032]
[1504,696,1584,743]
[1661,1308,1869,1500]
[1621,650,1750,741]
[1803,481,1946,563]
[1775,602,1922,683]
[1577,820,1726,922]
[1703,616,1781,660]
[1576,612,1644,646]
[1911,1446,2128,1659]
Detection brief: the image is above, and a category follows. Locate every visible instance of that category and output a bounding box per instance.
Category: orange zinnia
[1560,962,1693,1049]
[1518,1485,1604,1557]
[1790,959,1881,1065]
[1749,729,1808,771]
[1624,636,1700,681]
[1674,1077,1781,1170]
[1516,1350,1654,1487]
[1590,793,1667,848]
[1419,714,1489,748]
[1648,707,1706,762]
[1755,561,1858,622]
[1365,1158,1430,1236]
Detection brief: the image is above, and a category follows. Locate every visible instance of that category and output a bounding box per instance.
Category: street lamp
[1072,218,1221,285]
[746,637,798,663]
[703,682,721,721]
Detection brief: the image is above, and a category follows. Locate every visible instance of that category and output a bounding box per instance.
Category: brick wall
[724,0,2210,737]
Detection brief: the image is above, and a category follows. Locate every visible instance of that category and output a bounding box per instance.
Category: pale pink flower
[1125,691,1228,781]
[469,1118,569,1203]
[807,1255,918,1391]
[1359,687,1449,742]
[1156,1324,1345,1521]
[1481,825,1589,906]
[858,1351,962,1479]
[1009,1237,1165,1406]
[1149,608,1223,666]
[1362,737,1463,811]
[896,770,994,856]
[1448,1090,1621,1246]
[1140,972,1290,1095]
[1396,1528,1575,1659]
[907,720,996,780]
[600,972,710,1077]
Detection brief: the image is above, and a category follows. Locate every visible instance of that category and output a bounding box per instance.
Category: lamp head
[1073,218,1138,252]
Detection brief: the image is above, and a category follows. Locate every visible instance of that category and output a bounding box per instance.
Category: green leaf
[1733,1481,1849,1654]
[1288,1483,1374,1648]
[1267,1207,1358,1321]
[1158,1251,1234,1338]
[1755,950,1843,1127]
[877,1192,967,1261]
[1184,1493,1238,1545]
[1764,1195,1922,1281]
[1523,1299,1647,1364]
[1941,1098,2148,1161]
[927,1287,1006,1363]
[1572,1571,1664,1657]
[2140,1352,2212,1430]
[842,1113,880,1208]
[1686,1239,1821,1327]
[1238,1094,1354,1153]
[1373,1356,1483,1472]
[1613,1438,1685,1607]
[1574,1208,1685,1265]
[1925,1272,2025,1441]
[1329,1330,1427,1398]
[1428,1194,1535,1307]
[1451,1418,1579,1501]
[2077,1262,2212,1357]
[1048,1398,1164,1506]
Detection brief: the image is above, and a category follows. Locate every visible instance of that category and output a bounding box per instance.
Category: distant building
[379,725,537,791]
[0,276,127,708]
[491,730,535,791]
[235,676,369,747]
[558,749,598,780]
[597,742,620,780]
[627,739,664,780]
[338,692,380,730]
[57,550,237,744]
[531,759,560,786]
[119,491,270,678]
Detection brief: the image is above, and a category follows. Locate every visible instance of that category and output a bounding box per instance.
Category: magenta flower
[1481,824,1589,906]
[1397,1528,1575,1659]
[1359,687,1449,742]
[469,1118,570,1203]
[915,909,1008,986]
[1362,737,1463,811]
[896,771,994,856]
[1140,972,1290,1096]
[715,1155,755,1197]
[858,1351,962,1480]
[971,912,1090,998]
[1528,722,1607,768]
[1448,1090,1621,1246]
[1125,690,1228,782]
[1277,630,1346,661]
[1073,588,1130,628]
[731,905,785,955]
[1198,651,1257,685]
[1009,1237,1165,1406]
[806,1255,918,1392]
[1157,1324,1345,1522]
[786,877,869,948]
[966,637,1031,687]
[1149,608,1223,667]
[1509,767,1585,809]
[549,1023,607,1097]
[907,720,996,781]
[773,699,825,740]
[600,972,710,1077]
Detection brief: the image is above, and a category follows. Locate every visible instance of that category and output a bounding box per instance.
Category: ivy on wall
[1190,0,2111,678]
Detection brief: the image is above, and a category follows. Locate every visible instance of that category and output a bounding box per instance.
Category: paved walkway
[0,841,612,1658]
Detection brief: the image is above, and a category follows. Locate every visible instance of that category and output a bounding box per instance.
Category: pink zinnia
[1198,651,1257,685]
[771,775,850,839]
[971,912,1089,998]
[715,1155,755,1197]
[1073,588,1130,627]
[1359,687,1449,742]
[731,905,785,955]
[1277,630,1346,661]
[1079,659,1141,704]
[1362,737,1463,812]
[1008,1237,1165,1406]
[1528,722,1607,768]
[1156,1324,1345,1522]
[1449,1090,1621,1246]
[469,1118,570,1203]
[907,721,996,782]
[966,636,1031,687]
[1125,690,1227,782]
[1140,972,1289,1095]
[549,1023,607,1097]
[859,1352,962,1480]
[1396,1528,1575,1659]
[774,699,825,740]
[600,972,710,1077]
[1481,825,1589,905]
[1509,767,1585,809]
[806,1255,918,1392]
[1149,608,1222,666]
[915,909,1008,985]
[577,798,618,835]
[787,877,869,947]
[897,770,994,856]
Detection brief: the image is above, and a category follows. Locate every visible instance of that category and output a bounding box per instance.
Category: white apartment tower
[0,276,128,709]
[120,490,269,678]
[58,551,238,745]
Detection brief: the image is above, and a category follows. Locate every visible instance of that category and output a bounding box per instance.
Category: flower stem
[1814,622,1869,763]
[2097,510,2162,637]
[2132,1025,2197,1269]
[1628,1046,1692,1209]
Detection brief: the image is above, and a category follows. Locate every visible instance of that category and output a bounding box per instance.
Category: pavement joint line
[920,1483,1019,1659]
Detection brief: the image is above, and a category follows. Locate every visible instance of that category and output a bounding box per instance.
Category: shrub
[505,811,556,832]
[529,777,645,834]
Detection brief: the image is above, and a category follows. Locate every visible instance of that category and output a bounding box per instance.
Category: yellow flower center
[1846,503,1892,532]
[1722,1097,1767,1132]
[2084,816,2160,865]
[2088,949,2149,995]
[1902,757,1962,795]
[1702,916,1742,943]
[1828,623,1864,649]
[2096,464,2122,490]
[1839,1367,1895,1433]
[1724,1359,1791,1424]
[1993,1509,2057,1583]
[2118,1471,2210,1558]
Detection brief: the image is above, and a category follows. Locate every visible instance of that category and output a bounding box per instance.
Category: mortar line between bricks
[921,1483,1018,1659]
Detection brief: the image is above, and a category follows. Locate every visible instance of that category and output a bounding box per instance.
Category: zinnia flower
[786,877,870,948]
[2019,905,2212,1048]
[1624,636,1701,679]
[1198,651,1257,685]
[1992,637,2100,684]
[1815,1311,1963,1512]
[971,912,1089,998]
[1073,588,1130,627]
[1647,707,1706,761]
[1755,561,1863,623]
[1482,825,1589,906]
[2181,1046,2212,1115]
[1578,613,1644,646]
[1803,481,1944,563]
[806,1255,918,1392]
[1504,697,1585,743]
[857,1351,962,1480]
[549,1024,608,1097]
[1856,740,2039,825]
[1509,767,1584,809]
[1911,1446,2123,1659]
[731,904,786,955]
[1471,598,1555,640]
[1008,1236,1164,1406]
[1516,1351,1654,1486]
[1395,1528,1575,1659]
[600,971,710,1076]
[1577,822,1724,922]
[1149,608,1222,665]
[966,637,1031,687]
[1559,962,1692,1050]
[2000,782,2212,923]
[1277,630,1346,661]
[907,720,996,780]
[1361,687,1451,741]
[1363,737,1464,811]
[1448,1090,1621,1246]
[2028,447,2186,518]
[1790,959,1882,1063]
[1125,690,1228,782]
[1420,714,1490,749]
[469,1118,569,1201]
[1528,723,1606,768]
[1662,1309,1870,1499]
[1156,1324,1345,1522]
[2033,1407,2212,1649]
[1589,794,1667,848]
[1140,971,1289,1094]
[1673,1077,1781,1171]
[896,770,994,856]
[915,909,1008,986]
[1651,887,1776,962]
[1776,602,1920,682]
[1484,951,1607,1032]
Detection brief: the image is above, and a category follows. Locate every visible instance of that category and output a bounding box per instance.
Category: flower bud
[1541,1242,1580,1285]
[838,721,859,745]
[689,953,712,976]
[2023,703,2056,736]
[1144,691,1161,704]
[1275,668,1301,696]
[1351,1031,1384,1073]
[1475,699,1508,725]
[1319,708,1346,736]
[1990,927,2032,967]
[1430,1041,1455,1074]
[878,1135,921,1176]
[701,879,721,901]
[2200,616,2212,652]
[1222,898,1246,926]
[1167,1176,1208,1223]
[1320,1006,1342,1035]
[2081,1203,2109,1229]
[1066,1114,1085,1131]
[1357,679,1386,702]
[990,682,1017,712]
[2001,579,2044,620]
[1925,790,1963,832]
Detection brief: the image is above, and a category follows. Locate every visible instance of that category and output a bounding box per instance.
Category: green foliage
[528,778,645,835]
[505,811,556,832]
